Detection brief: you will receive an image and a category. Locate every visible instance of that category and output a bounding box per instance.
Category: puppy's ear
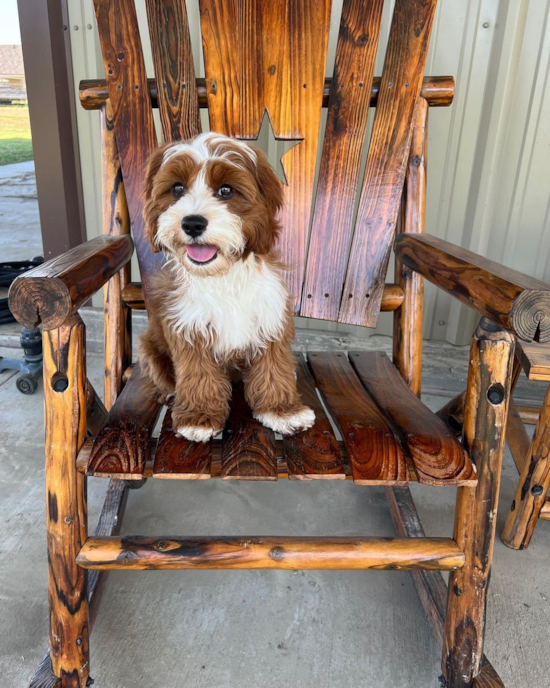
[143,144,170,253]
[247,146,285,254]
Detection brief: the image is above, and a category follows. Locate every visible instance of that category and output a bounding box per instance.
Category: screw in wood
[487,384,505,405]
[531,485,544,497]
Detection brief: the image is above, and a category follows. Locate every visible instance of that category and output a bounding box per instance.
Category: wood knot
[411,155,422,167]
[270,546,284,561]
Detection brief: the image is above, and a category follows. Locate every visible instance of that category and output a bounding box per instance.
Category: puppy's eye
[217,184,234,199]
[171,183,185,198]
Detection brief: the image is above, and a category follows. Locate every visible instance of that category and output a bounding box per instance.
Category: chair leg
[43,317,90,687]
[442,318,514,687]
[502,383,550,549]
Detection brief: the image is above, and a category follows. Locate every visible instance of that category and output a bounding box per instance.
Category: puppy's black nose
[182,215,208,238]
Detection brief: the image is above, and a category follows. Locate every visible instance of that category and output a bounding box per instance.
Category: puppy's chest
[166,263,288,356]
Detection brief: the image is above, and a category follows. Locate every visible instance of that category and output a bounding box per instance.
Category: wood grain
[516,339,550,381]
[395,232,550,342]
[393,98,428,396]
[506,398,531,474]
[101,101,132,411]
[76,535,464,571]
[123,281,405,312]
[80,75,456,110]
[339,0,438,327]
[221,383,278,480]
[8,235,133,330]
[145,0,201,142]
[301,0,384,320]
[86,380,108,437]
[307,352,410,484]
[93,0,164,302]
[350,351,476,486]
[443,318,514,685]
[502,383,550,549]
[43,317,89,686]
[153,409,212,479]
[87,364,161,479]
[200,0,332,310]
[283,356,344,480]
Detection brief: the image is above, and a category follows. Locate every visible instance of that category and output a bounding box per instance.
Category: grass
[0,104,33,166]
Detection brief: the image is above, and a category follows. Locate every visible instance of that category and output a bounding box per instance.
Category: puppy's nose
[182,215,208,238]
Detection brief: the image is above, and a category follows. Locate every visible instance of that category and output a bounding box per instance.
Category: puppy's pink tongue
[187,244,218,263]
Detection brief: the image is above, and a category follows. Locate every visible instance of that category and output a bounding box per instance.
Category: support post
[43,316,89,686]
[393,97,427,396]
[101,100,132,411]
[442,318,514,686]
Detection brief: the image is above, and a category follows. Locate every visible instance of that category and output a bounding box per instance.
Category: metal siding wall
[68,0,550,344]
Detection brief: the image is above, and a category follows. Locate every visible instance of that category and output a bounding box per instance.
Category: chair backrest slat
[145,0,201,142]
[199,0,332,310]
[337,0,437,327]
[301,0,384,321]
[93,0,163,299]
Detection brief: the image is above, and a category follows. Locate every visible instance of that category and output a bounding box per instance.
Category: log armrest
[394,233,550,342]
[8,235,134,330]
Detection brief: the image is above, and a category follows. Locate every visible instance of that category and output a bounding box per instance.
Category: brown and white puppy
[138,132,314,442]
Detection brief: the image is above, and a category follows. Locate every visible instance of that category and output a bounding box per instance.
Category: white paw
[175,425,218,443]
[254,407,316,435]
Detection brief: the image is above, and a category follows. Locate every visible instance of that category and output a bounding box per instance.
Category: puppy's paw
[254,406,315,435]
[175,424,221,443]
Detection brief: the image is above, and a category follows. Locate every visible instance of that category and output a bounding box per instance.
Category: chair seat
[83,352,476,487]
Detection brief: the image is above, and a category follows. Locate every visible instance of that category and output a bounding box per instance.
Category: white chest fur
[165,255,288,358]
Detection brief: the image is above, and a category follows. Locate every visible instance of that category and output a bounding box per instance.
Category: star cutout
[250,110,303,186]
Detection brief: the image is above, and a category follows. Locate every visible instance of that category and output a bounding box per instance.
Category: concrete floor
[1,161,550,686]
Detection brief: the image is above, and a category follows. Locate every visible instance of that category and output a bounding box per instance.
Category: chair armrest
[8,235,134,330]
[394,233,550,342]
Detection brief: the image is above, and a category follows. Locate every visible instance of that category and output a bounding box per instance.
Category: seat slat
[339,0,438,328]
[516,340,550,381]
[307,352,410,485]
[153,410,212,479]
[87,364,161,479]
[93,0,163,301]
[221,383,278,480]
[349,352,476,486]
[301,0,384,321]
[283,357,344,480]
[199,0,331,310]
[145,0,201,142]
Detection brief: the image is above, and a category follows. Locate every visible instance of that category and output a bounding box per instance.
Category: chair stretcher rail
[76,536,465,571]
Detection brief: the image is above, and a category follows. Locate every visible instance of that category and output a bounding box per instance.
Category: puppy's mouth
[186,244,219,265]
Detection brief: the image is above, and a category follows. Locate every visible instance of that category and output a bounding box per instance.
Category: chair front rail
[76,535,465,571]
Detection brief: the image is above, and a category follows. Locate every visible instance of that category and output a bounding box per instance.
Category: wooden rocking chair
[9,1,550,686]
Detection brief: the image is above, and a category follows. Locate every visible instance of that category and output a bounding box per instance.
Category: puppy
[138,132,315,442]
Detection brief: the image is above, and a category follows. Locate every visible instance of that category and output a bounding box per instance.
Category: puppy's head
[143,133,284,277]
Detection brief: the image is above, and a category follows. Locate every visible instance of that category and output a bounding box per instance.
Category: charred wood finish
[339,0,438,328]
[350,351,475,486]
[43,317,89,686]
[301,0,384,321]
[200,0,331,310]
[79,75,456,111]
[502,384,550,549]
[8,235,133,331]
[145,0,201,141]
[393,98,428,396]
[87,364,161,478]
[76,535,465,571]
[221,383,278,480]
[307,352,410,484]
[122,281,406,312]
[395,233,550,342]
[153,409,212,479]
[443,318,514,686]
[93,0,164,301]
[101,101,132,411]
[283,356,344,479]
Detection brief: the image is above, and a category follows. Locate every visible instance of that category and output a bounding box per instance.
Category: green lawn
[0,104,33,166]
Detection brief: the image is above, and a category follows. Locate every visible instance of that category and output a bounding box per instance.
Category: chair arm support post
[443,318,514,685]
[8,234,134,331]
[394,233,550,342]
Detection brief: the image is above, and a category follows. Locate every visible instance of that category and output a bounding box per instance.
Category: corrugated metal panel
[68,0,550,344]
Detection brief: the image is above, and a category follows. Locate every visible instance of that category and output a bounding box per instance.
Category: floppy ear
[143,144,170,253]
[247,146,285,254]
